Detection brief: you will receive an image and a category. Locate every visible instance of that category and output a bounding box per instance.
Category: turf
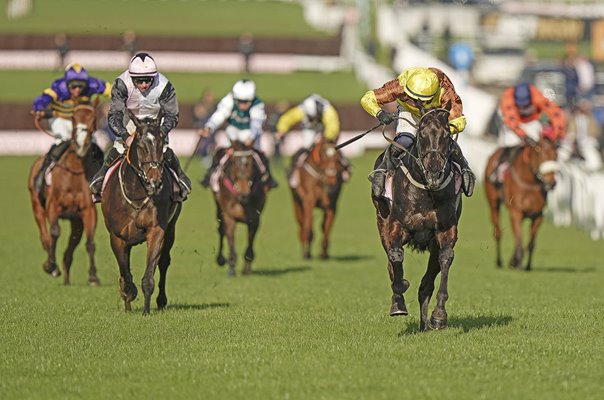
[0,70,367,104]
[0,153,602,399]
[0,0,329,38]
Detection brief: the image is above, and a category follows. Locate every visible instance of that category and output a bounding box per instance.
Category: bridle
[511,141,558,191]
[221,148,260,197]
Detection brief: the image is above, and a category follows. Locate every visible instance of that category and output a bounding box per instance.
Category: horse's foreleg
[418,243,440,331]
[243,217,259,275]
[508,209,524,268]
[430,228,458,330]
[157,218,177,310]
[487,192,503,268]
[30,192,51,253]
[215,204,227,266]
[62,218,83,285]
[302,199,314,259]
[380,220,409,316]
[81,206,99,285]
[224,216,237,277]
[44,205,61,277]
[110,234,135,312]
[142,228,165,315]
[293,197,305,256]
[320,207,336,259]
[526,214,543,271]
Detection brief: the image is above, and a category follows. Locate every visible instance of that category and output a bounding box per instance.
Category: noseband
[222,149,259,196]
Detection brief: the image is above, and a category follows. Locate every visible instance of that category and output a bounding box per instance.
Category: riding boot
[489,147,514,186]
[164,147,192,199]
[256,150,278,189]
[450,140,476,197]
[200,148,226,188]
[34,141,70,196]
[89,147,121,202]
[370,145,402,199]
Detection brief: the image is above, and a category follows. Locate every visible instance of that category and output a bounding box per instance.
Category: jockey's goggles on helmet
[236,99,252,104]
[132,76,154,85]
[68,80,87,90]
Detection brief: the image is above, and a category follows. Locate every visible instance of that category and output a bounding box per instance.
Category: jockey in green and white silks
[199,80,277,189]
[89,52,191,202]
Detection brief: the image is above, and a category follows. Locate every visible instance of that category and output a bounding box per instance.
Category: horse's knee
[141,276,155,295]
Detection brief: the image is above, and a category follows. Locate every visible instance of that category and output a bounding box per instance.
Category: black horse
[372,102,463,332]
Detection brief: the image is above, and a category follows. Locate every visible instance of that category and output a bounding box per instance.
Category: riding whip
[335,123,382,150]
[184,135,206,172]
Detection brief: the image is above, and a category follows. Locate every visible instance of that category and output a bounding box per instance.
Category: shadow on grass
[252,266,311,277]
[327,254,375,262]
[167,302,230,312]
[398,314,513,336]
[533,266,597,273]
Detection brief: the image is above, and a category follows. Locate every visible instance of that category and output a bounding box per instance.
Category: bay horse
[212,141,268,277]
[28,104,103,285]
[372,103,463,331]
[484,137,558,270]
[101,113,181,314]
[289,140,348,259]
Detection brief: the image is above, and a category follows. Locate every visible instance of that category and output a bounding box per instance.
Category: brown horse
[27,105,103,285]
[101,114,182,314]
[372,105,462,331]
[289,140,348,259]
[484,137,558,270]
[212,141,268,277]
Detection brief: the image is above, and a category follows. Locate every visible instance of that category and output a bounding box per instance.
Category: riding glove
[376,110,396,125]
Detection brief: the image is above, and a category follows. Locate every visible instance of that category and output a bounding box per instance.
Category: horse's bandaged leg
[388,247,404,263]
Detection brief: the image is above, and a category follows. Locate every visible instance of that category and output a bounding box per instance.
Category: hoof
[43,262,60,277]
[228,268,236,278]
[303,252,311,260]
[389,295,408,316]
[88,276,100,286]
[242,261,252,275]
[156,295,167,310]
[216,254,226,267]
[429,316,447,330]
[320,252,329,260]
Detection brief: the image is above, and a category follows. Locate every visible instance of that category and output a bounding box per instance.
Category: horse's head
[127,110,166,196]
[222,141,259,204]
[414,101,453,190]
[311,140,344,189]
[71,104,97,157]
[525,137,559,191]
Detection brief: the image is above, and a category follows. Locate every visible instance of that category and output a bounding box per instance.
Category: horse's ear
[127,109,140,128]
[444,100,452,112]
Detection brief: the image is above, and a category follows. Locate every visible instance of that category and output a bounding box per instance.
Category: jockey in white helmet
[89,52,192,202]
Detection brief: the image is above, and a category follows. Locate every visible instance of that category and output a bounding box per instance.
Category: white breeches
[49,117,74,144]
[395,109,420,136]
[498,112,542,147]
[225,126,259,147]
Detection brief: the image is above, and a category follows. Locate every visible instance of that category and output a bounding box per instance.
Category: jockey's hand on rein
[376,110,396,125]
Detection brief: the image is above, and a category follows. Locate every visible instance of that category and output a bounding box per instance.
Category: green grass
[0,0,329,38]
[0,70,366,104]
[0,153,603,399]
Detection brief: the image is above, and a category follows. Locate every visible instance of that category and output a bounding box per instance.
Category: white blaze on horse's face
[326,147,336,157]
[75,123,89,156]
[146,132,156,144]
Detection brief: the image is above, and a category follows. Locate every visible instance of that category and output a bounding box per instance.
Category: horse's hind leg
[62,218,84,285]
[81,206,99,285]
[508,210,524,268]
[380,220,409,316]
[430,230,457,330]
[224,216,237,277]
[215,204,227,266]
[157,215,179,310]
[418,243,441,331]
[526,214,543,271]
[110,234,136,312]
[44,205,61,277]
[142,227,164,315]
[302,199,314,259]
[320,207,335,259]
[486,185,503,267]
[243,217,259,275]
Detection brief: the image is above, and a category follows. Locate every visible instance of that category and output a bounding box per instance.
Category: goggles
[68,81,87,90]
[133,76,154,85]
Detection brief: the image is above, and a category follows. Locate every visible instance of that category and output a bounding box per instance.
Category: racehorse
[27,104,103,285]
[372,103,463,331]
[212,141,268,277]
[484,137,558,270]
[101,113,181,314]
[289,140,348,259]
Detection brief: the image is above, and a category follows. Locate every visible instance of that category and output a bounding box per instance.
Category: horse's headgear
[129,52,158,77]
[404,68,439,102]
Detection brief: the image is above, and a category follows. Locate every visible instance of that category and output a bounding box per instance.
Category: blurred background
[1,0,604,238]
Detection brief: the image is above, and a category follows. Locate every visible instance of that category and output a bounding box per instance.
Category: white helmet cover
[129,52,158,77]
[232,80,256,101]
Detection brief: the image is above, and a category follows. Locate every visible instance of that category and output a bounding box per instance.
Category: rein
[118,161,151,211]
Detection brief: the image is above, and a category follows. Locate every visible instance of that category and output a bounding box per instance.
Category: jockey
[360,66,475,198]
[89,52,192,201]
[275,93,351,180]
[490,81,566,183]
[198,79,277,189]
[31,63,112,195]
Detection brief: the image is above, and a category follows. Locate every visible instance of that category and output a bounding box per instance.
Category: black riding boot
[200,147,226,188]
[89,147,121,202]
[256,150,278,189]
[370,133,413,199]
[488,147,515,186]
[34,141,70,195]
[450,141,476,197]
[164,147,192,199]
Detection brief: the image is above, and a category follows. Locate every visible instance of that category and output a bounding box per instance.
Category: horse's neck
[511,147,537,182]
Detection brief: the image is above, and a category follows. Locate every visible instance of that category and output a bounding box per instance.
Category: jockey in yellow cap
[360,66,475,198]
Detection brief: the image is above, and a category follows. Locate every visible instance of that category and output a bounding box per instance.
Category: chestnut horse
[212,141,268,277]
[372,104,463,331]
[28,105,103,285]
[101,114,181,314]
[484,137,558,270]
[289,140,348,259]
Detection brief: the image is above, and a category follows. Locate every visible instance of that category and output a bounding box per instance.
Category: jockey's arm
[107,78,131,140]
[158,82,179,135]
[322,105,340,142]
[500,88,526,138]
[32,85,57,112]
[434,69,466,134]
[534,91,567,140]
[360,79,402,117]
[275,106,304,137]
[204,94,233,134]
[87,77,112,99]
[249,102,267,140]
